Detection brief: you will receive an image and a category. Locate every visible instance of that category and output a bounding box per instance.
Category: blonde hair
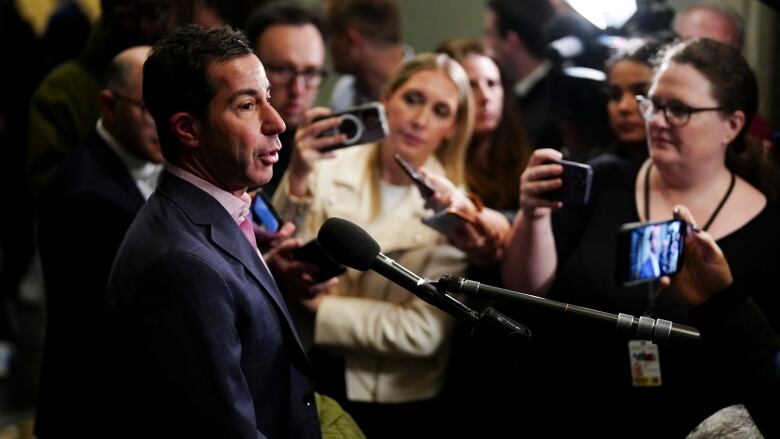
[380,52,474,186]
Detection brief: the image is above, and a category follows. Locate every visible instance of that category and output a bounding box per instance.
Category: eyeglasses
[636,95,723,126]
[110,89,146,112]
[265,64,327,87]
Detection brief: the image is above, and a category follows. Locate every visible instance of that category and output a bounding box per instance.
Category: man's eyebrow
[227,89,261,104]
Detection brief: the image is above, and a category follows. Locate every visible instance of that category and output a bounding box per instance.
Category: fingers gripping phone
[316,102,389,152]
[541,159,593,206]
[394,154,436,198]
[292,239,347,282]
[615,219,685,286]
[251,191,282,233]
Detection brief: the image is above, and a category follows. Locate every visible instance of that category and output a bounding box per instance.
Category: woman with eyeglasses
[272,53,473,438]
[501,38,780,436]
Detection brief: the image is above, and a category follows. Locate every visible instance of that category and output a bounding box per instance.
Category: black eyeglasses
[110,89,146,112]
[265,64,327,87]
[636,95,723,126]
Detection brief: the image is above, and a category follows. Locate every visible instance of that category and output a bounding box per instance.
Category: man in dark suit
[483,0,562,150]
[105,25,321,438]
[36,45,162,439]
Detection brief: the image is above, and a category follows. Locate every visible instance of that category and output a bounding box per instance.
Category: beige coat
[273,144,467,403]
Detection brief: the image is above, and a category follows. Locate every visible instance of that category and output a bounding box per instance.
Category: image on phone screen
[616,219,685,286]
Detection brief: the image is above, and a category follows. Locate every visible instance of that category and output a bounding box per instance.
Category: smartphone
[316,102,389,152]
[292,239,347,282]
[541,159,593,206]
[251,191,282,233]
[394,154,436,198]
[421,209,481,235]
[615,219,685,286]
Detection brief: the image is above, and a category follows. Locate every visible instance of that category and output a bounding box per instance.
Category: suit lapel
[157,172,307,355]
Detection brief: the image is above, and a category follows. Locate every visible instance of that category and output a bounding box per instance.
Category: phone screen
[616,219,685,286]
[251,192,281,233]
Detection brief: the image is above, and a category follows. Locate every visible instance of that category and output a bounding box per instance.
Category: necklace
[643,163,735,231]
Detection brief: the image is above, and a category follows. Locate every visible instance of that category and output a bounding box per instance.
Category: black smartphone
[394,154,436,198]
[292,239,347,282]
[251,191,282,233]
[615,219,685,286]
[541,159,593,206]
[316,102,389,152]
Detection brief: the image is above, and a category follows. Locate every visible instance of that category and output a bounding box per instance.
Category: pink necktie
[239,216,257,249]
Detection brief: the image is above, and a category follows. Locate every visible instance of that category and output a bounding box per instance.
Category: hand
[519,148,565,218]
[264,236,340,302]
[446,209,509,267]
[288,107,348,196]
[255,221,296,253]
[418,168,477,214]
[660,205,733,306]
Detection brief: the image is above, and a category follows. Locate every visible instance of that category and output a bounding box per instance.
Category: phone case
[421,209,472,235]
[541,159,593,206]
[394,154,435,198]
[317,102,389,152]
[292,240,347,282]
[251,191,282,233]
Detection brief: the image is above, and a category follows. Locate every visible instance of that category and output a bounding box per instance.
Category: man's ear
[98,89,116,114]
[345,28,364,52]
[504,30,525,53]
[170,112,201,149]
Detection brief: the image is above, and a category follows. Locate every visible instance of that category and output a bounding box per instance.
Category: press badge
[628,340,661,387]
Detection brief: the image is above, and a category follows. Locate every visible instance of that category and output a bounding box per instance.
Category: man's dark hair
[487,0,555,58]
[143,25,252,163]
[326,0,400,45]
[245,1,327,51]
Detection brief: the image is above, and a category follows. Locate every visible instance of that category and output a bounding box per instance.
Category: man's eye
[239,102,257,111]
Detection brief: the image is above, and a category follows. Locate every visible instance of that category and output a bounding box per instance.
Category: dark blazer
[36,129,146,438]
[105,171,320,438]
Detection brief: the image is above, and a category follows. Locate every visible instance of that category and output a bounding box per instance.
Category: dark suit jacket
[514,68,562,151]
[36,129,146,438]
[105,171,320,438]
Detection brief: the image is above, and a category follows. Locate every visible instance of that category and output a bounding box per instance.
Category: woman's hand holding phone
[663,205,733,306]
[288,107,348,197]
[519,149,565,217]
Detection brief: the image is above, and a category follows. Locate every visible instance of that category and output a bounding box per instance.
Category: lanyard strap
[642,163,735,232]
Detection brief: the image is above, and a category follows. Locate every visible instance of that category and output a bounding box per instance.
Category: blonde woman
[273,53,473,438]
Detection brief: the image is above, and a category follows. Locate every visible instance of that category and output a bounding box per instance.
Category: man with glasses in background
[35,45,162,439]
[246,1,328,196]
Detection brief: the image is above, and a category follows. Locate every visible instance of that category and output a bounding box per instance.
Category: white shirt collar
[513,60,553,98]
[96,118,162,200]
[166,163,251,227]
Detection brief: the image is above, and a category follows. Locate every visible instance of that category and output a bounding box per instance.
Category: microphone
[438,276,701,346]
[317,218,531,343]
[316,217,477,321]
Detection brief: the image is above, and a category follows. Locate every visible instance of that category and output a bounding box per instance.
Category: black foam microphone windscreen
[317,217,380,271]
